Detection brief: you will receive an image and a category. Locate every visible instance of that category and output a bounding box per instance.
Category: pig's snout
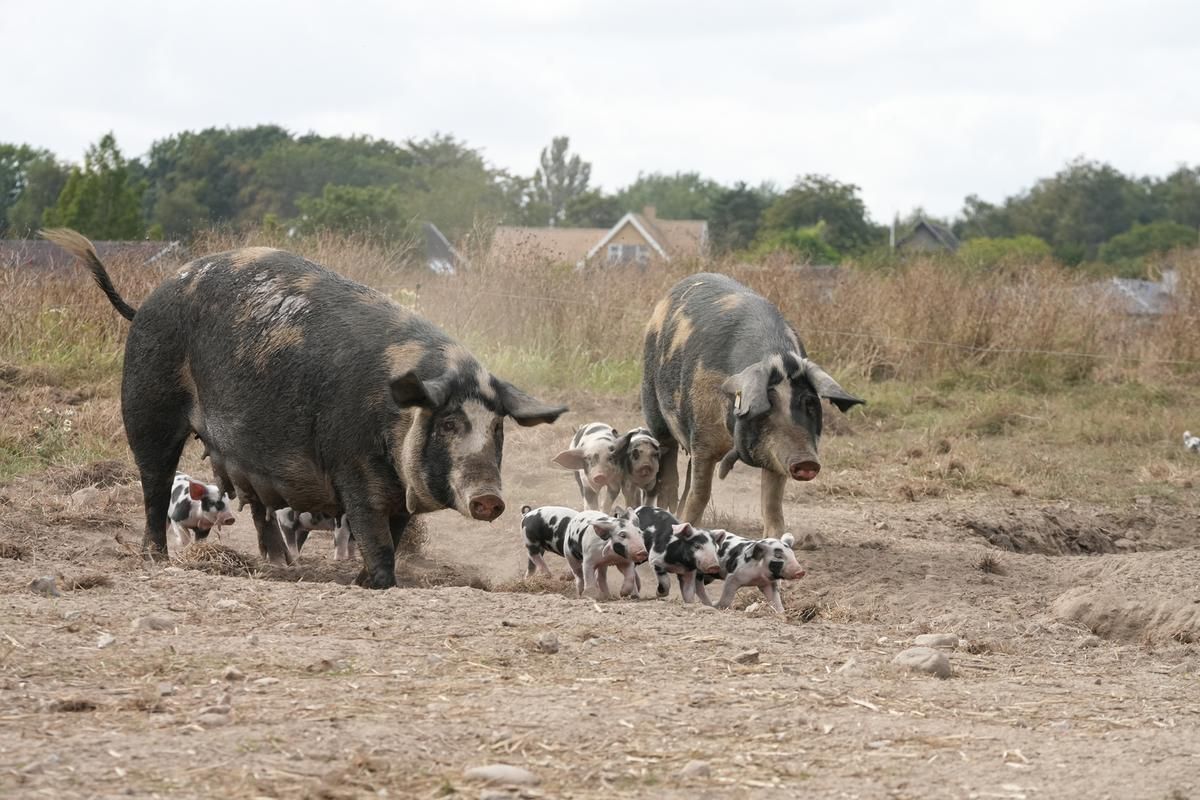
[785,563,807,579]
[469,494,506,522]
[789,460,821,481]
[590,473,609,487]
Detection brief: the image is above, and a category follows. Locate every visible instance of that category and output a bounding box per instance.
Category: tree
[562,190,622,228]
[957,235,1053,269]
[614,171,722,220]
[404,134,519,240]
[3,149,68,236]
[708,182,769,253]
[1099,221,1198,267]
[1150,166,1200,229]
[751,222,840,263]
[761,174,878,254]
[43,133,145,239]
[295,184,410,238]
[532,136,590,226]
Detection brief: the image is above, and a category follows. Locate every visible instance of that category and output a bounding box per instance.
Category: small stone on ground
[892,646,952,678]
[914,633,959,649]
[679,760,711,778]
[464,764,539,786]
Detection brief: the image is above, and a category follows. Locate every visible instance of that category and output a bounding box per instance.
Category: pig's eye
[440,418,459,434]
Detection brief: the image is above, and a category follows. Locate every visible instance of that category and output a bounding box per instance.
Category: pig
[641,272,864,537]
[695,531,805,613]
[520,504,576,577]
[167,472,236,548]
[553,423,623,512]
[274,508,355,561]
[564,508,648,600]
[45,228,566,589]
[1185,431,1200,453]
[613,427,661,507]
[634,505,724,604]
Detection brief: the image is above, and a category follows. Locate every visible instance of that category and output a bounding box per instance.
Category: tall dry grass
[1,228,1197,393]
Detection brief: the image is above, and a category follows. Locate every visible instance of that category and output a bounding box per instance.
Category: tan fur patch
[395,410,441,513]
[717,294,742,312]
[385,342,427,377]
[291,272,321,293]
[252,324,304,370]
[180,357,202,431]
[666,313,694,360]
[442,344,475,373]
[688,366,735,459]
[644,297,671,339]
[228,247,280,270]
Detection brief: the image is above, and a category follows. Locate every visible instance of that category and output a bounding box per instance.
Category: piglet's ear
[781,532,796,548]
[709,529,728,545]
[188,481,206,501]
[591,522,614,540]
[671,523,694,539]
[552,449,586,471]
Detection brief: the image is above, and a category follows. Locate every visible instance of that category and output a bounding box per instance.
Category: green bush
[957,235,1052,269]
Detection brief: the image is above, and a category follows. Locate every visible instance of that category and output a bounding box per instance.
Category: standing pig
[634,505,724,604]
[564,508,648,599]
[275,508,355,562]
[695,531,805,612]
[553,423,623,512]
[641,273,863,537]
[167,472,236,547]
[520,504,576,577]
[45,229,566,589]
[613,427,661,507]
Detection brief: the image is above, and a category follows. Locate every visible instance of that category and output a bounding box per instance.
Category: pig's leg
[761,470,787,538]
[679,572,697,604]
[620,481,640,510]
[694,577,714,607]
[656,440,681,513]
[587,560,610,600]
[680,455,716,526]
[619,563,639,598]
[170,521,189,550]
[768,579,785,613]
[277,511,301,561]
[252,502,293,566]
[566,553,585,596]
[344,505,399,589]
[387,510,413,555]
[654,563,670,597]
[527,551,551,578]
[333,519,352,561]
[717,576,744,609]
[601,486,619,514]
[582,484,601,511]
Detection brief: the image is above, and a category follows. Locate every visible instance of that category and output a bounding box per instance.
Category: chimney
[643,205,657,221]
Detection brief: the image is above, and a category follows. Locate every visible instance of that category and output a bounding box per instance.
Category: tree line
[2,128,1198,276]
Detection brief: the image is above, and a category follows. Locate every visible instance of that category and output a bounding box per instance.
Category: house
[895,219,959,254]
[1096,269,1178,317]
[490,206,708,268]
[0,239,183,271]
[422,222,468,275]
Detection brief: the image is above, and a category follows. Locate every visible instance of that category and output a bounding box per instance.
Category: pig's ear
[611,430,635,457]
[721,361,773,419]
[671,523,694,539]
[709,529,728,545]
[188,481,206,501]
[390,371,451,410]
[591,521,614,540]
[552,448,586,471]
[493,379,567,427]
[795,359,864,413]
[781,532,796,548]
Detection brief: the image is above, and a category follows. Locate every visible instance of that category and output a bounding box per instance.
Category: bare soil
[2,397,1200,799]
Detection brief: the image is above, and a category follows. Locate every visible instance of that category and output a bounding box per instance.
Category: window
[607,243,650,265]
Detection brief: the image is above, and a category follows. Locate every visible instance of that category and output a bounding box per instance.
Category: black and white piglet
[564,508,648,600]
[167,472,236,548]
[520,504,577,577]
[696,531,806,612]
[634,506,724,605]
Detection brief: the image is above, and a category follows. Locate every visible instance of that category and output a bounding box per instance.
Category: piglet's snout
[784,561,806,579]
[696,552,721,575]
[628,537,649,564]
[469,493,506,522]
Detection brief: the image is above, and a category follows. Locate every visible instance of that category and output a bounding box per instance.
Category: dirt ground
[2,395,1200,800]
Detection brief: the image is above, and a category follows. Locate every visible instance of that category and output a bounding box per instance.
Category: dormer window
[607,244,649,265]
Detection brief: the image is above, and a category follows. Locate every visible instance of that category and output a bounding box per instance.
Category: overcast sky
[3,0,1197,222]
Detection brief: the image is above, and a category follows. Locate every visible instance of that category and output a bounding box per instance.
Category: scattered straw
[66,572,113,590]
[173,542,261,577]
[0,541,28,560]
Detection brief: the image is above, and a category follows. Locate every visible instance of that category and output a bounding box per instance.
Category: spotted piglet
[614,428,661,507]
[168,472,236,548]
[553,423,623,512]
[696,532,806,612]
[520,504,577,577]
[275,508,355,562]
[635,506,724,604]
[565,508,649,600]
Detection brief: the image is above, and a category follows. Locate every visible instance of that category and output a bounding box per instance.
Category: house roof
[490,225,610,265]
[584,209,708,263]
[897,219,959,251]
[422,222,466,274]
[0,239,183,271]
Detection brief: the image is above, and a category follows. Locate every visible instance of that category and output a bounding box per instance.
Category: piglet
[565,508,648,600]
[696,531,805,613]
[520,504,577,577]
[168,472,236,548]
[275,508,355,562]
[635,506,724,604]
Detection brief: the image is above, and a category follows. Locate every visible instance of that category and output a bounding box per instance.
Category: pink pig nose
[789,460,820,481]
[470,494,506,522]
[592,474,608,487]
[787,564,807,579]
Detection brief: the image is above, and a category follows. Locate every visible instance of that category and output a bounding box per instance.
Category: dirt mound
[1053,551,1200,643]
[958,507,1166,555]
